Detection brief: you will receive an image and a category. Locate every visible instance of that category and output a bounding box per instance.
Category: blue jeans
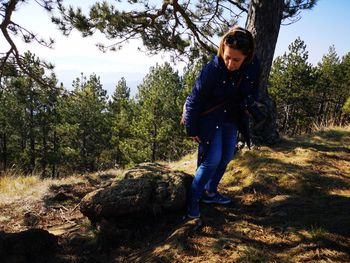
[189,122,238,202]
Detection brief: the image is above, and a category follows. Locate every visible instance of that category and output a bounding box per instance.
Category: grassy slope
[0,126,349,262]
[166,126,350,262]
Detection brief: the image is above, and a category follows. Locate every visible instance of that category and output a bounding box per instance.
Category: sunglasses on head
[225,34,249,46]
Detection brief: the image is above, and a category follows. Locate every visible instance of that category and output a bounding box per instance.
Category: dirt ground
[1,127,350,262]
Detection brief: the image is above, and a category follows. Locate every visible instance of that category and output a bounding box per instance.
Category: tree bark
[29,86,35,174]
[41,125,48,177]
[151,121,157,162]
[246,0,283,144]
[1,133,7,171]
[52,129,57,178]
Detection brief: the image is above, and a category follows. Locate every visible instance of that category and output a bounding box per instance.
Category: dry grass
[1,126,349,262]
[0,168,123,206]
[222,126,350,196]
[0,172,50,205]
[0,172,85,203]
[160,126,350,262]
[0,168,122,233]
[164,151,198,175]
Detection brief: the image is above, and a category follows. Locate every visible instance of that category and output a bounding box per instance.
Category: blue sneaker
[202,192,231,204]
[187,200,200,219]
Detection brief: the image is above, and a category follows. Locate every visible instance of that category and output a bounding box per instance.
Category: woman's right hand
[191,136,201,143]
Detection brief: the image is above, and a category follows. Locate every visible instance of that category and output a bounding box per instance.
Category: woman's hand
[191,136,201,143]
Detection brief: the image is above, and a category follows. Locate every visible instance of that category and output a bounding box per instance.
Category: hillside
[1,126,349,262]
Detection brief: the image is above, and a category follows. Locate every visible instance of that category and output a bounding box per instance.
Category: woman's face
[223,46,246,71]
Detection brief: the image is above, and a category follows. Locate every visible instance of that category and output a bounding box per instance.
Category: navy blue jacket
[184,55,260,146]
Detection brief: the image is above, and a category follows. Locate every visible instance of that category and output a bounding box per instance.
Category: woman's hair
[217,26,255,64]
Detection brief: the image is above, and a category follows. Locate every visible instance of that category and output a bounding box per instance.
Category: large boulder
[80,163,193,224]
[0,229,58,263]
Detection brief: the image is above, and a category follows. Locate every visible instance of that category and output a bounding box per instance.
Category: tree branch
[1,0,20,80]
[226,0,248,13]
[172,0,216,53]
[0,0,53,86]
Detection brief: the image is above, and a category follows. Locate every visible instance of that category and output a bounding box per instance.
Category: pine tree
[0,51,61,175]
[269,37,316,135]
[58,73,111,172]
[109,77,134,167]
[315,46,343,126]
[0,79,22,171]
[337,52,350,124]
[133,63,187,162]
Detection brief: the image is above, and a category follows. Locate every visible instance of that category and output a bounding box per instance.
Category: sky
[2,0,350,96]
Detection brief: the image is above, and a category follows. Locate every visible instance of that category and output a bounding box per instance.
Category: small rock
[23,212,40,227]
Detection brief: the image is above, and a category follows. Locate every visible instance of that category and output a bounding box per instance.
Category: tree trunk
[52,129,57,178]
[41,125,48,177]
[246,0,283,144]
[82,134,87,171]
[317,94,325,124]
[1,133,7,171]
[282,104,290,134]
[151,122,157,162]
[29,89,35,175]
[334,96,344,125]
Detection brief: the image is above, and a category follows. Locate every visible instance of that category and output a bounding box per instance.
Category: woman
[183,26,261,218]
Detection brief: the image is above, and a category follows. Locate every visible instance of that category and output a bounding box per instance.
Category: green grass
[308,225,327,241]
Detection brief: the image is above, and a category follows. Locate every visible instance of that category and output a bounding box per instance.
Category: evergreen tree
[269,37,316,135]
[133,63,187,162]
[109,77,134,167]
[110,77,130,114]
[0,79,22,171]
[0,51,61,175]
[338,52,350,124]
[342,97,350,124]
[58,73,111,172]
[317,46,342,125]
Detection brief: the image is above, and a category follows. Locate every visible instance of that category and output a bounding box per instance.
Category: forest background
[0,0,349,177]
